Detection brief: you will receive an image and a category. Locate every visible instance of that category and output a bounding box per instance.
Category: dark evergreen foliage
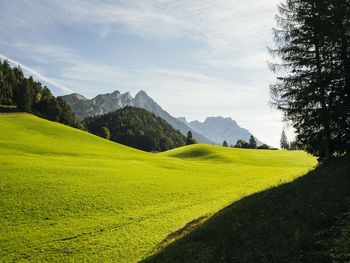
[235,137,261,149]
[270,0,350,159]
[100,126,111,140]
[280,129,289,150]
[0,59,80,128]
[257,144,270,150]
[234,139,250,149]
[186,131,198,145]
[248,135,257,149]
[222,140,228,147]
[84,106,186,152]
[289,140,302,150]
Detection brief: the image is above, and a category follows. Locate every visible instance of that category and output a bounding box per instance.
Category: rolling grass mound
[1,113,143,159]
[0,114,317,262]
[144,157,350,263]
[162,144,314,168]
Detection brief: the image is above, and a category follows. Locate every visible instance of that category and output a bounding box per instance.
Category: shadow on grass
[142,156,350,263]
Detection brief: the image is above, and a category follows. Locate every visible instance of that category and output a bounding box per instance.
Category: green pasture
[0,114,317,262]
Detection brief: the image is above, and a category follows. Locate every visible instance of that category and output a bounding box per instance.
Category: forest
[0,59,81,128]
[84,106,187,152]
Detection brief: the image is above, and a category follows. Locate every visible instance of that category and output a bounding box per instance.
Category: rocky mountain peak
[111,90,121,98]
[62,90,214,144]
[134,90,154,106]
[204,116,238,128]
[71,93,88,101]
[135,90,149,98]
[187,116,262,146]
[121,91,132,99]
[205,116,232,122]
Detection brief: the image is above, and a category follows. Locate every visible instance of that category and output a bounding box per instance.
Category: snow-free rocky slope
[178,116,263,146]
[61,90,213,144]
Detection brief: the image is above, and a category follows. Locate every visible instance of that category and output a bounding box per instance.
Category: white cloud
[1,0,280,69]
[0,42,128,95]
[0,53,75,94]
[61,0,280,68]
[92,0,277,67]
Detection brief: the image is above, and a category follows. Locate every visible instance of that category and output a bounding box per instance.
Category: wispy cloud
[1,0,280,69]
[0,42,128,96]
[0,53,75,94]
[56,0,280,68]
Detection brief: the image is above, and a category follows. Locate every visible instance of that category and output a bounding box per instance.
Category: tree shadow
[141,157,350,263]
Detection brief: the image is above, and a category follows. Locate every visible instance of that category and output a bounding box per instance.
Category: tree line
[84,106,186,152]
[0,59,81,128]
[186,131,198,145]
[280,129,302,150]
[221,136,272,150]
[270,0,350,159]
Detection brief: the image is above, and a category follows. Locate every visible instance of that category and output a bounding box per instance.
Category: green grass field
[144,156,350,263]
[0,114,317,262]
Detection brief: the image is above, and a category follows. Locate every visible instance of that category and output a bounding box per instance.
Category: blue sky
[0,0,292,147]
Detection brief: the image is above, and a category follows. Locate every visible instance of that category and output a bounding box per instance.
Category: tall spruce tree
[0,71,12,105]
[331,0,350,154]
[270,0,350,159]
[280,130,289,150]
[248,135,257,149]
[186,131,197,145]
[17,79,32,112]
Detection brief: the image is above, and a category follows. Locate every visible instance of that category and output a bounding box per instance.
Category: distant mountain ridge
[61,90,214,144]
[178,116,263,146]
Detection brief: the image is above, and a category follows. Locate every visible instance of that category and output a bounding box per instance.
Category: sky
[0,0,293,147]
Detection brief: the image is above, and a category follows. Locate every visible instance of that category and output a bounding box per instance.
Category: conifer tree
[0,71,12,105]
[17,79,32,112]
[248,135,257,149]
[330,0,350,154]
[100,126,111,140]
[235,139,249,149]
[280,130,289,150]
[270,0,350,159]
[186,131,197,145]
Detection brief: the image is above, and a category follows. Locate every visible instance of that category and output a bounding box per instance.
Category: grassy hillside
[144,157,350,263]
[0,114,316,262]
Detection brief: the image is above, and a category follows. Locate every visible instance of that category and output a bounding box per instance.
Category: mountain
[178,116,263,146]
[84,106,186,152]
[61,90,213,144]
